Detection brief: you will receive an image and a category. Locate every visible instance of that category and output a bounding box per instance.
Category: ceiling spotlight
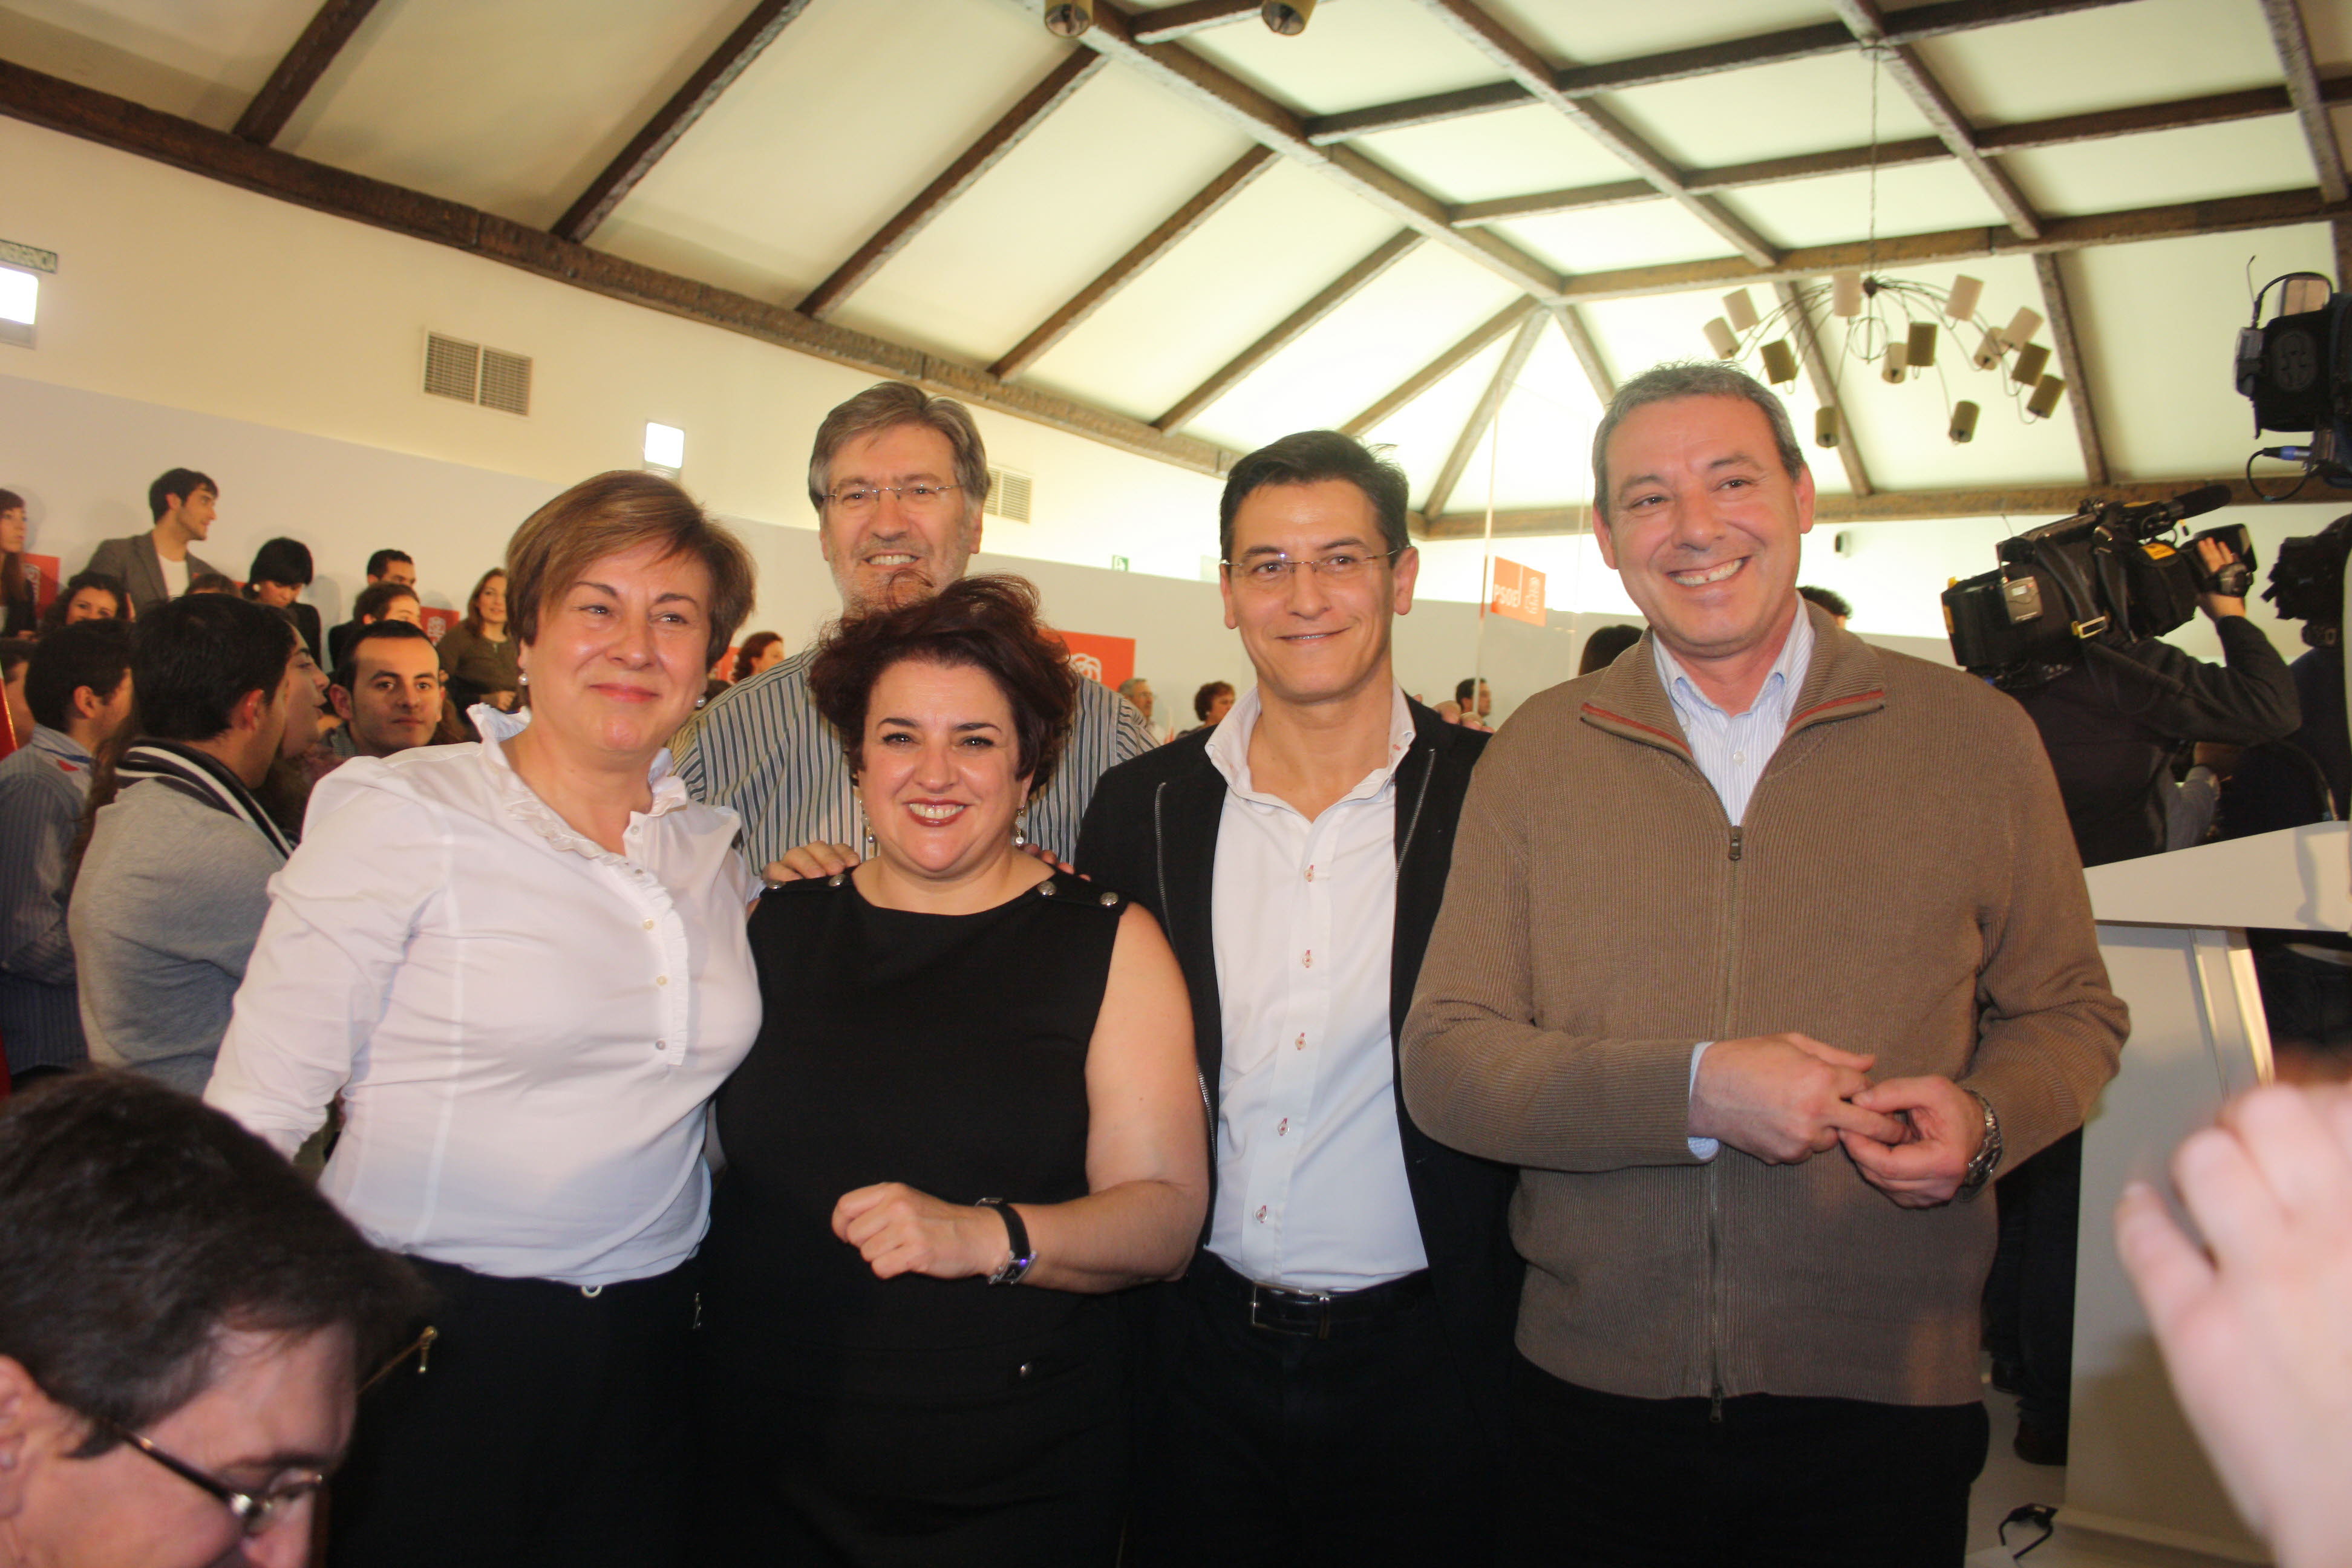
[1263,1,1315,34]
[1044,0,1094,37]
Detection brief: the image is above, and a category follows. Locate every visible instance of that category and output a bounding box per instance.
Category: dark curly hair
[806,575,1079,794]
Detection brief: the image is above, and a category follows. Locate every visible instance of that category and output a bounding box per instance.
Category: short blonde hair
[505,472,756,664]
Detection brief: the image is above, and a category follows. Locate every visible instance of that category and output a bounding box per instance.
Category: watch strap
[1956,1089,2003,1200]
[976,1198,1034,1285]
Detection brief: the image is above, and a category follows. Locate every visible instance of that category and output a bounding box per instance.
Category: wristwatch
[1956,1090,2003,1200]
[975,1197,1034,1286]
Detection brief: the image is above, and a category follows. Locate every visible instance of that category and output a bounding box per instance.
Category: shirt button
[1305,865,1315,883]
[1295,1033,1305,1051]
[1302,950,1313,969]
[642,919,655,930]
[1254,1205,1267,1224]
[655,976,668,987]
[1732,750,1746,765]
[1278,1118,1289,1136]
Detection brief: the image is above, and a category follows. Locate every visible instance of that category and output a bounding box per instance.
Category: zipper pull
[1710,1385,1725,1424]
[417,1325,436,1376]
[1727,826,1743,862]
[692,1292,705,1331]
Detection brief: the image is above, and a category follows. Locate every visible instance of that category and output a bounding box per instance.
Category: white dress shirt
[1204,684,1428,1292]
[1655,604,1817,1159]
[206,707,760,1288]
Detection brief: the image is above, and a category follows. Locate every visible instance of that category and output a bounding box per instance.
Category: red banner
[1488,557,1547,626]
[1054,629,1135,690]
[418,607,459,644]
[19,552,59,615]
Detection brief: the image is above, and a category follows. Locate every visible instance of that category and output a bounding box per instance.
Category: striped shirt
[671,646,1155,869]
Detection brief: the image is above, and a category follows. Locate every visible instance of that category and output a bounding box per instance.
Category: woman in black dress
[695,575,1206,1565]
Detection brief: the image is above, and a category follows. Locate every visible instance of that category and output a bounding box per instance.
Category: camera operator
[1989,532,2299,1468]
[2013,535,2299,867]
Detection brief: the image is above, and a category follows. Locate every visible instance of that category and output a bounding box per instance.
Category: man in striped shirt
[671,382,1151,867]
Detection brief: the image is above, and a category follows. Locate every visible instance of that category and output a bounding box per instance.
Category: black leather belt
[1192,1252,1431,1339]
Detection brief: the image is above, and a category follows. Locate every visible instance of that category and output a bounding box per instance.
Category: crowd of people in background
[0,367,2346,1568]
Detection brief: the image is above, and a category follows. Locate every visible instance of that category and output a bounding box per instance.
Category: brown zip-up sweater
[1400,606,2126,1408]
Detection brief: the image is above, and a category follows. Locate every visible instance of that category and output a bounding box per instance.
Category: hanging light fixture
[1263,0,1315,33]
[1702,45,2066,447]
[1043,0,1093,36]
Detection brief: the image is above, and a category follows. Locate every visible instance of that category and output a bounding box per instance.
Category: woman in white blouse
[205,471,759,1568]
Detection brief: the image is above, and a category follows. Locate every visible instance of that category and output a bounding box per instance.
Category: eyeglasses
[825,483,964,514]
[96,1419,325,1540]
[1221,549,1403,590]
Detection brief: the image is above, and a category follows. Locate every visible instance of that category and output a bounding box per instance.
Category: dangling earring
[860,805,876,862]
[1011,803,1030,848]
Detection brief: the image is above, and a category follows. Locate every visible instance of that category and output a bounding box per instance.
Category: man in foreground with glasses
[0,1071,422,1567]
[673,380,1151,867]
[1077,430,1517,1564]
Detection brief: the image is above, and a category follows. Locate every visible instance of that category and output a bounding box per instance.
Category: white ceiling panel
[1495,199,1753,275]
[1482,0,1830,67]
[590,0,1067,296]
[1443,330,1609,514]
[828,70,1255,367]
[2298,0,2352,59]
[1362,336,1509,502]
[1717,158,2011,249]
[282,0,759,229]
[2003,116,2321,216]
[1018,158,1403,423]
[1353,102,1634,204]
[0,0,317,128]
[2069,224,2339,481]
[1174,0,1501,116]
[1183,244,1522,451]
[1916,0,2281,126]
[1604,48,1938,170]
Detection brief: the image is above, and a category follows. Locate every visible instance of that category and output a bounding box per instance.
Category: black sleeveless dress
[693,869,1127,1565]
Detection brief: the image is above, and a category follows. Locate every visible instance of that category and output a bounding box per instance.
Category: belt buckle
[1247,1282,1335,1339]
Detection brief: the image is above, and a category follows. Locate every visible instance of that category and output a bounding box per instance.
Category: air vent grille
[986,466,1033,523]
[423,333,480,401]
[479,348,532,416]
[422,332,532,416]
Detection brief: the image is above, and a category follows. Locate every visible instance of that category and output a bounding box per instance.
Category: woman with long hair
[1,490,33,638]
[436,567,522,732]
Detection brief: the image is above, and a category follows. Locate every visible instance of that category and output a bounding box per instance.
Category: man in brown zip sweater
[1401,362,2126,1567]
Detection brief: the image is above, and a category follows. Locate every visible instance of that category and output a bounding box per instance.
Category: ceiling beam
[1415,0,1780,266]
[553,0,814,245]
[1339,298,1539,438]
[232,0,379,146]
[1422,477,2278,537]
[1302,0,2138,145]
[800,50,1107,321]
[0,56,1236,480]
[1831,0,2042,240]
[2032,251,2108,486]
[2334,217,2352,288]
[1157,229,1422,431]
[1772,281,1871,498]
[1547,303,1616,403]
[2260,0,2349,204]
[1132,0,1260,44]
[1062,0,1567,301]
[1543,185,2352,304]
[1423,308,1546,519]
[1453,76,2352,229]
[992,145,1275,382]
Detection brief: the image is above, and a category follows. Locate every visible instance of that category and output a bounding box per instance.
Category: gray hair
[1590,362,1807,526]
[806,382,990,519]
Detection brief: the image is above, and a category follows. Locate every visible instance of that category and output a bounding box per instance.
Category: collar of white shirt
[473,704,693,857]
[1204,683,1417,808]
[1650,599,1817,725]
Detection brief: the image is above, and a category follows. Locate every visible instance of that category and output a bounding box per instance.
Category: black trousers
[1984,1128,2083,1432]
[1504,1357,1988,1568]
[328,1255,699,1568]
[1129,1255,1498,1568]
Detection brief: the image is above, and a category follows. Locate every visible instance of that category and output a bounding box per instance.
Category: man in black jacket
[1076,431,1515,1566]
